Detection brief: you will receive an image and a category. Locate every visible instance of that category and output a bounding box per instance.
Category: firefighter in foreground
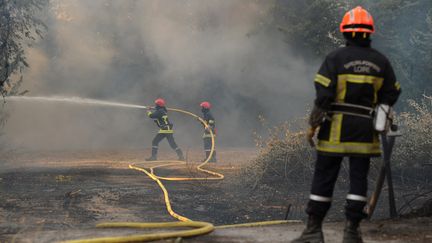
[200,101,217,162]
[293,6,401,243]
[146,98,185,161]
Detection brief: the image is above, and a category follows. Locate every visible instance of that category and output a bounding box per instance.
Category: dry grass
[393,96,432,169]
[241,115,314,195]
[244,96,432,185]
[241,97,432,217]
[389,96,432,214]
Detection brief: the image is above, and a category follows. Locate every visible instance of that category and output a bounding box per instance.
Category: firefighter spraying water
[294,6,401,243]
[146,98,185,161]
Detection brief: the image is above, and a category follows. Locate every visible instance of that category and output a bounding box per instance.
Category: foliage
[369,0,432,96]
[272,0,432,97]
[393,96,432,168]
[0,0,47,95]
[272,0,350,56]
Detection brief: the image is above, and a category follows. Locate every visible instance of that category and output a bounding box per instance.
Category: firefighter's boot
[209,151,217,163]
[202,151,217,162]
[342,220,363,243]
[176,148,185,161]
[291,215,324,243]
[146,147,158,161]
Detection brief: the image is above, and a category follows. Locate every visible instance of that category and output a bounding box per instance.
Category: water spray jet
[5,96,150,109]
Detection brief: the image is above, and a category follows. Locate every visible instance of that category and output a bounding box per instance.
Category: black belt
[330,103,374,119]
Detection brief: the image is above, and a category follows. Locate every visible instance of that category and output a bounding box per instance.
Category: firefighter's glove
[307,127,317,147]
[146,109,153,117]
[309,105,330,128]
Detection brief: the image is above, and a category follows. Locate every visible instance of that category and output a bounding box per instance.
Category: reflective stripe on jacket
[147,106,174,134]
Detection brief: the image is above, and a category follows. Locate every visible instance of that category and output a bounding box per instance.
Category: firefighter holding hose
[146,98,185,161]
[293,6,401,243]
[200,101,217,162]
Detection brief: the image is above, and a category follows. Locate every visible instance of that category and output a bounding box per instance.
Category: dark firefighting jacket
[202,109,216,138]
[147,106,174,134]
[314,39,401,157]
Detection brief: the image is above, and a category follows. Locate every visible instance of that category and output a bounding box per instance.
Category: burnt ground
[0,148,431,242]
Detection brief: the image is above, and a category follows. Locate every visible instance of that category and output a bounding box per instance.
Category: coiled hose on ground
[64,107,296,243]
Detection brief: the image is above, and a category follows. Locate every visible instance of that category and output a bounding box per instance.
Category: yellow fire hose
[63,107,298,243]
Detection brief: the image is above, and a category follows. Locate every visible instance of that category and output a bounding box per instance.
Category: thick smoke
[3,0,316,151]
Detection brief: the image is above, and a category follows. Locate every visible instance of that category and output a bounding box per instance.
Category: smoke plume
[3,0,316,151]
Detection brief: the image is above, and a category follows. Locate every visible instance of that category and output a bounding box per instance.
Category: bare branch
[423,94,432,100]
[0,0,47,95]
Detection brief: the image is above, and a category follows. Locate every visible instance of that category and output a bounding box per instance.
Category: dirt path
[0,149,431,242]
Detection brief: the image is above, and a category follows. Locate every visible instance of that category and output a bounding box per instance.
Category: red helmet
[200,101,211,109]
[340,6,375,33]
[154,98,166,107]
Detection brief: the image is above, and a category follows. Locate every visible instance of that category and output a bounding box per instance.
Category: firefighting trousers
[306,154,370,222]
[203,137,216,161]
[151,133,183,158]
